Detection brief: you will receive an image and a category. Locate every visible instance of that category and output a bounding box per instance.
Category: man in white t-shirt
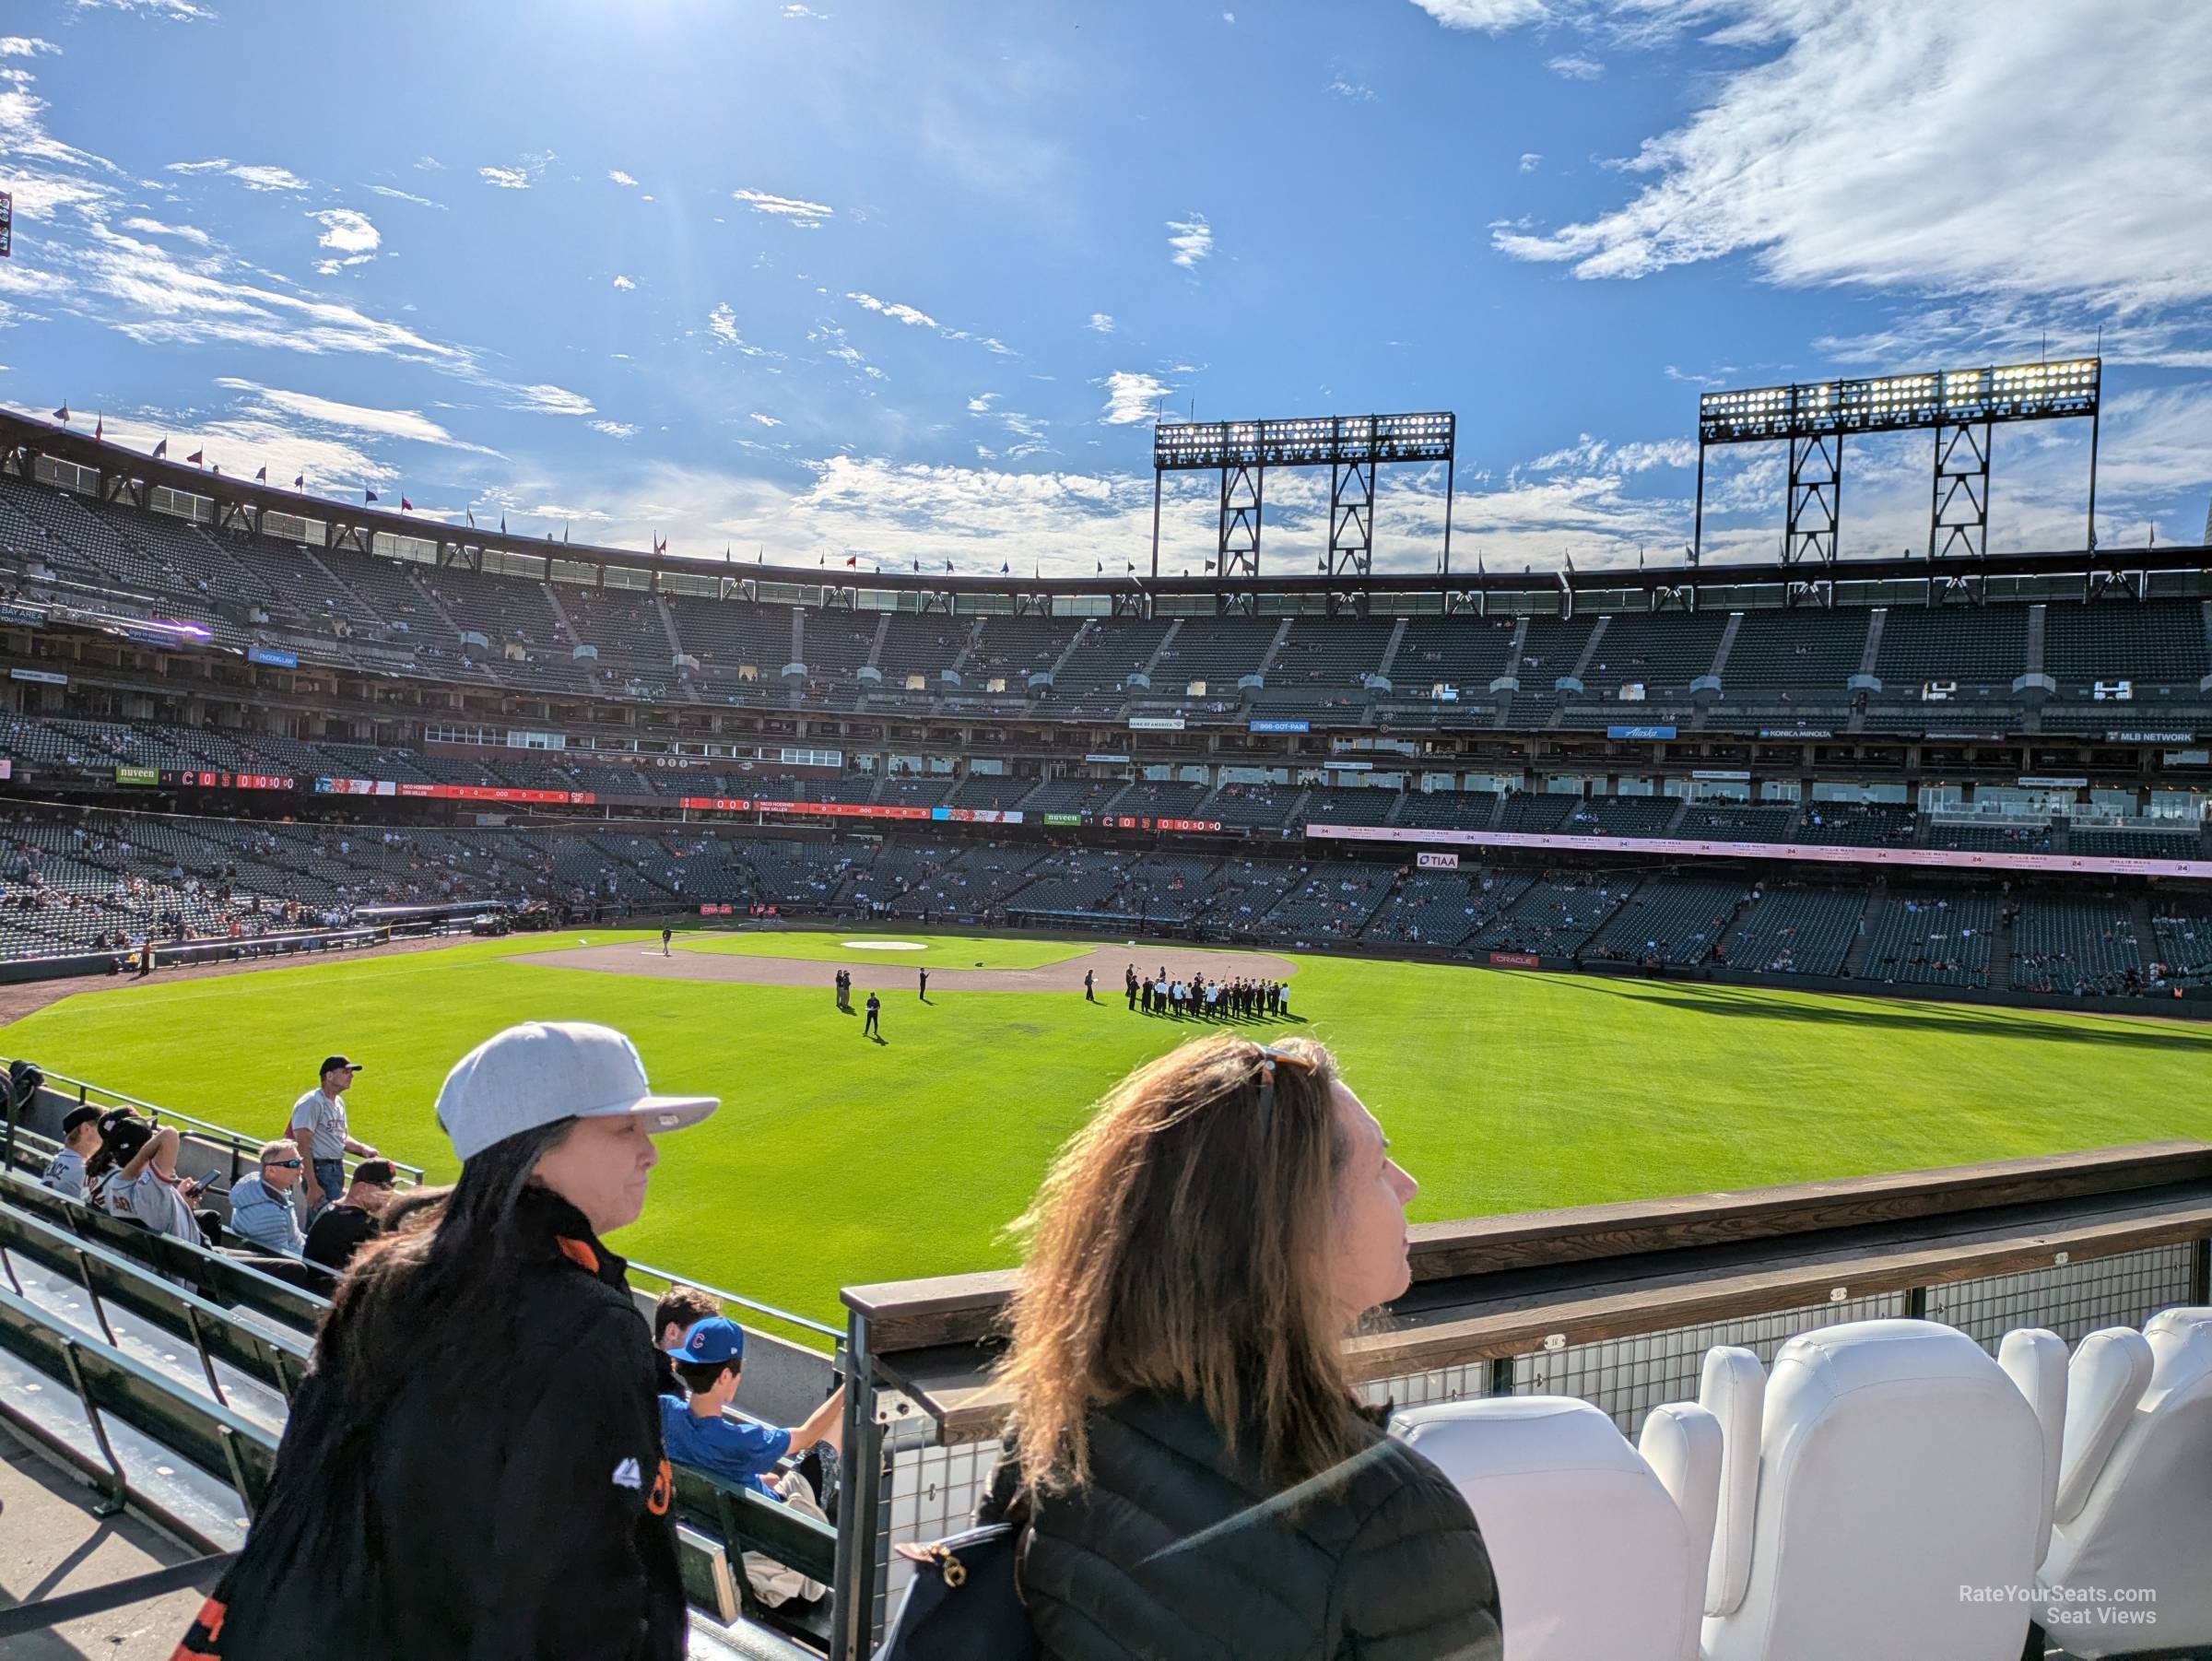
[291,1055,380,1221]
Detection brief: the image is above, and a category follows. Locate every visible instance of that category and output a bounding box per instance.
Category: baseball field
[5,925,2209,1336]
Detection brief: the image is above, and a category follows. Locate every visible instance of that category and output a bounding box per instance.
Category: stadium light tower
[1691,359,2101,566]
[1151,411,1455,579]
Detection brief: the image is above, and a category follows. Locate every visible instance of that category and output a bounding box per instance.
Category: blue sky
[3,0,2209,574]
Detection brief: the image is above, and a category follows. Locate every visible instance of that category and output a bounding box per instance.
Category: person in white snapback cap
[179,1022,716,1661]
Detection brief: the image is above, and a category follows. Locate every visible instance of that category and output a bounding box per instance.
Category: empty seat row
[1395,1310,2212,1661]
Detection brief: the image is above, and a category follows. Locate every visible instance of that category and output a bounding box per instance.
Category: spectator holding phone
[114,1123,218,1247]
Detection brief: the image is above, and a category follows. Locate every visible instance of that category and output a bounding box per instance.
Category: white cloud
[505,383,595,416]
[732,187,833,223]
[703,301,782,359]
[166,159,308,192]
[1085,312,1115,334]
[1165,212,1213,270]
[612,274,637,290]
[67,0,215,18]
[1491,0,2212,320]
[1099,371,1171,425]
[365,184,441,207]
[212,376,500,454]
[782,4,826,15]
[414,155,443,171]
[1408,0,1550,31]
[590,419,640,438]
[1519,151,1543,172]
[0,38,60,56]
[1328,73,1376,100]
[1547,53,1605,77]
[310,208,379,255]
[121,216,209,245]
[607,170,639,187]
[967,393,1000,413]
[848,291,938,328]
[749,412,782,427]
[479,151,555,191]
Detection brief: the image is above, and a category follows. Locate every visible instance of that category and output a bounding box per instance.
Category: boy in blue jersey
[660,1317,846,1499]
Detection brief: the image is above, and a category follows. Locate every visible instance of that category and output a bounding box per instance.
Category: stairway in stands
[1840,879,1885,977]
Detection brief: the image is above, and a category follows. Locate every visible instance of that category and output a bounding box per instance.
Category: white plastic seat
[1699,1319,2055,1661]
[2036,1307,2212,1657]
[1393,1394,1721,1661]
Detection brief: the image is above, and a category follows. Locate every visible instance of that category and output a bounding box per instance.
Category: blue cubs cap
[680,1316,746,1367]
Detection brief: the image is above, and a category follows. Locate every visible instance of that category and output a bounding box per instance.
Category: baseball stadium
[4,4,2212,1659]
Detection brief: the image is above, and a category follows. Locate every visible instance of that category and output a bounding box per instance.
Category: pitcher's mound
[842,940,927,950]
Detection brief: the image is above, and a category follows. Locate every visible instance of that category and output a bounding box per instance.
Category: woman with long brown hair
[981,1033,1501,1659]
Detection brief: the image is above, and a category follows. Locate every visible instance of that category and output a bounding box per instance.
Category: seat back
[1394,1396,1710,1661]
[2040,1309,2212,1657]
[1700,1320,2045,1661]
[1997,1326,2067,1565]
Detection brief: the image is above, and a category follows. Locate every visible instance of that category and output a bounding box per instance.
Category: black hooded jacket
[978,1391,1502,1661]
[175,1187,686,1661]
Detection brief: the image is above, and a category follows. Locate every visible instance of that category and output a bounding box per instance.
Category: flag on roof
[365,489,378,503]
[401,496,413,512]
[255,466,267,483]
[1001,561,1010,574]
[186,450,204,465]
[845,555,858,567]
[52,404,68,424]
[94,415,103,442]
[465,509,476,528]
[500,513,507,534]
[152,439,168,460]
[294,473,304,489]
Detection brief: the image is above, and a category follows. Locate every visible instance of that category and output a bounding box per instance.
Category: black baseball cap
[320,1055,364,1077]
[63,1106,102,1137]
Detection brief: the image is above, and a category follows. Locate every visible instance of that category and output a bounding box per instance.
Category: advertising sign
[114,765,159,786]
[1417,851,1461,870]
[1608,724,1677,740]
[247,646,300,668]
[1129,716,1186,731]
[1488,951,1540,969]
[1250,718,1310,734]
[9,668,67,685]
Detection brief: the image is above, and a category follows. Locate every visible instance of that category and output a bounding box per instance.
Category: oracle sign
[1488,951,1541,969]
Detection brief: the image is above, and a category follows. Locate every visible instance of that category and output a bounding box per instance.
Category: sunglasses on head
[1251,1042,1317,1127]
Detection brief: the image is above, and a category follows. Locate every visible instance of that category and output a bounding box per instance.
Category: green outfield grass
[6,928,2209,1337]
[674,927,1092,970]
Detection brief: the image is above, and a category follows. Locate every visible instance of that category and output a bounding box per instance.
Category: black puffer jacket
[977,1392,1501,1661]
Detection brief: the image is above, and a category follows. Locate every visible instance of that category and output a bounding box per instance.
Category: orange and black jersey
[177,1194,686,1661]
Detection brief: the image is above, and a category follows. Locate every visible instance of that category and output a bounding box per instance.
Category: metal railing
[3,1056,429,1190]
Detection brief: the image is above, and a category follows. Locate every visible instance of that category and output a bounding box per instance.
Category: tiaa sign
[1417,850,1461,871]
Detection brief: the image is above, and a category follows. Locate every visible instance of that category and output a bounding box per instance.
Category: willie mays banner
[1306,821,2212,880]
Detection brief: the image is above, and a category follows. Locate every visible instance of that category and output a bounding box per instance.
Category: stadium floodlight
[1690,359,2101,569]
[1150,411,1455,581]
[1698,359,2100,443]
